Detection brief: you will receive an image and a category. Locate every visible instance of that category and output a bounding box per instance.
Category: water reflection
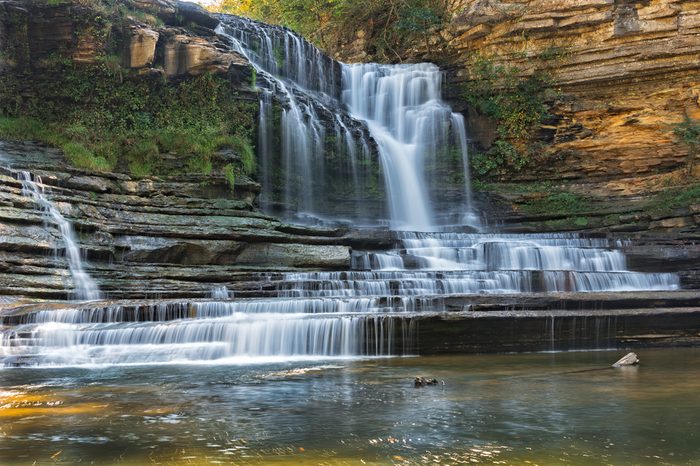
[1,349,698,464]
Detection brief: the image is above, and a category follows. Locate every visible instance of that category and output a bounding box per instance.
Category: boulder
[612,352,640,367]
[163,34,243,76]
[175,1,220,30]
[123,25,159,69]
[414,377,440,387]
[125,0,177,21]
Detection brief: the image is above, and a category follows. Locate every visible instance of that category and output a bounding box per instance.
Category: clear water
[1,348,698,465]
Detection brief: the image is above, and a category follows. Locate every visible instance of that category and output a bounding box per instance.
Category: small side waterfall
[17,171,101,301]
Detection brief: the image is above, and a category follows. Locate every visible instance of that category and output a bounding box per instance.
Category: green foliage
[232,135,256,174]
[392,0,445,52]
[250,67,257,89]
[394,3,442,33]
[0,57,257,179]
[522,191,586,216]
[672,116,700,174]
[223,163,236,191]
[218,0,448,58]
[573,216,589,227]
[464,56,556,178]
[651,183,700,213]
[536,46,570,62]
[125,139,159,177]
[471,140,527,177]
[63,141,112,171]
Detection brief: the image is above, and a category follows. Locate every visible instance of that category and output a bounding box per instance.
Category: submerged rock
[612,352,640,367]
[414,377,439,387]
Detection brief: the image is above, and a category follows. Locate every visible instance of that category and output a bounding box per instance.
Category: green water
[1,349,698,465]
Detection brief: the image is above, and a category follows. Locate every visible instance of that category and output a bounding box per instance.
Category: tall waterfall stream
[0,15,683,368]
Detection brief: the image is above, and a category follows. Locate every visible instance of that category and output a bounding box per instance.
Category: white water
[0,17,683,368]
[0,300,415,366]
[217,19,374,222]
[17,171,101,301]
[343,63,474,230]
[217,17,474,228]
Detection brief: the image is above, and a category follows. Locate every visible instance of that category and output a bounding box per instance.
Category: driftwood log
[612,352,640,367]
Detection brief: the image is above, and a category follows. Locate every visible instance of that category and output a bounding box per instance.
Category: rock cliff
[0,1,353,300]
[443,0,700,186]
[0,140,350,299]
[331,0,700,231]
[0,0,248,77]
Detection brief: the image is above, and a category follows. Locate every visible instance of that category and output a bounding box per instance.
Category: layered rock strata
[0,0,249,79]
[333,0,700,197]
[0,141,350,300]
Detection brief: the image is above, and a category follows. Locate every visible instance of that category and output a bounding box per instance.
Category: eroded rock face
[452,0,700,190]
[124,0,220,30]
[0,0,238,78]
[124,26,159,68]
[333,0,700,195]
[0,141,351,300]
[163,33,246,76]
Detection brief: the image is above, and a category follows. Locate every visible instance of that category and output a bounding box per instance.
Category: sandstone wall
[0,0,249,78]
[446,0,700,193]
[335,0,700,196]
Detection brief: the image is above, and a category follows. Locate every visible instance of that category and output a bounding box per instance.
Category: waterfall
[342,63,475,230]
[216,18,377,224]
[0,16,684,368]
[17,171,101,301]
[0,300,416,366]
[216,16,473,228]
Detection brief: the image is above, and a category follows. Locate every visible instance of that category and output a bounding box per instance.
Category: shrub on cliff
[462,56,556,179]
[216,0,448,60]
[673,116,700,175]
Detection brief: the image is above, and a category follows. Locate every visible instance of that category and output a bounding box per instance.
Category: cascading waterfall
[17,171,101,301]
[343,63,475,230]
[0,15,684,368]
[216,16,473,226]
[216,18,379,224]
[0,299,416,366]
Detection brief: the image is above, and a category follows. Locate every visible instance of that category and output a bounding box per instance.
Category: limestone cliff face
[447,0,700,193]
[0,141,350,300]
[0,0,249,79]
[335,0,700,196]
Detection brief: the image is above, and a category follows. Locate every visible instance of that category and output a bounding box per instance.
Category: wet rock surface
[2,291,699,354]
[0,141,351,299]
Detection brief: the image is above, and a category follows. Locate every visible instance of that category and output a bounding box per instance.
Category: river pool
[1,348,698,465]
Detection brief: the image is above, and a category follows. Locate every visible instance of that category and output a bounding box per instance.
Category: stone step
[2,291,699,325]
